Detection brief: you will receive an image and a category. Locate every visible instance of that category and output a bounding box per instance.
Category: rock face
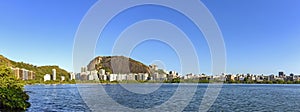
[87,56,150,74]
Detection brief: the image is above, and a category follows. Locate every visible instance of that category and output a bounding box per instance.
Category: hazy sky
[1,0,300,75]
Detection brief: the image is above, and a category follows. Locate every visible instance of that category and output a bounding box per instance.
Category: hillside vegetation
[0,55,69,81]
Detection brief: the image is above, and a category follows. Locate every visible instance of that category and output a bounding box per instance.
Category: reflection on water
[25,84,300,112]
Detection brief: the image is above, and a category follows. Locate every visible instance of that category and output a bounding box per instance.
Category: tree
[0,65,30,110]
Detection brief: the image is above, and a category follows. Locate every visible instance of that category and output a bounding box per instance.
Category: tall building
[80,72,88,80]
[70,72,76,80]
[44,74,51,81]
[100,69,105,75]
[22,69,28,80]
[11,67,35,80]
[52,69,56,80]
[61,76,65,81]
[290,73,294,77]
[76,73,81,80]
[91,70,99,80]
[81,66,87,73]
[12,67,20,79]
[28,71,34,80]
[279,72,284,78]
[88,74,94,80]
[109,74,117,82]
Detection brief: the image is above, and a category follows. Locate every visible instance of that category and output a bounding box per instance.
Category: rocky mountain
[87,56,150,74]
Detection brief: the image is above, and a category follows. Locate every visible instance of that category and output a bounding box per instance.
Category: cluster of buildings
[11,67,35,80]
[180,72,300,83]
[43,69,65,82]
[182,73,211,80]
[73,65,222,82]
[9,67,69,82]
[224,72,300,82]
[76,67,100,81]
[75,67,155,82]
[72,64,300,83]
[181,72,300,82]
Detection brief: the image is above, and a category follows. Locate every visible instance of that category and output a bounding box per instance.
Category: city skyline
[1,0,300,75]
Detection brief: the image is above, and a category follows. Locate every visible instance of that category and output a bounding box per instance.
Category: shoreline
[24,82,300,85]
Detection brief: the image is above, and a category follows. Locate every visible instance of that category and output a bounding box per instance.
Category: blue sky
[0,0,300,75]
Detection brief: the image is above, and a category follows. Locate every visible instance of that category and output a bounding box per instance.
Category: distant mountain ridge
[0,54,69,80]
[87,56,150,74]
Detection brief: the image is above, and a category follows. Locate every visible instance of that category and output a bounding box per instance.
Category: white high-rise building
[44,74,51,81]
[88,74,94,80]
[70,72,76,80]
[103,75,107,81]
[91,70,99,80]
[21,68,29,80]
[110,74,117,82]
[100,69,105,75]
[61,76,65,81]
[52,69,56,80]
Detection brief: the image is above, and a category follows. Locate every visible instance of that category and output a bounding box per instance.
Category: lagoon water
[25,84,300,112]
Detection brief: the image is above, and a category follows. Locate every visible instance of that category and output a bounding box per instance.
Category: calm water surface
[25,84,300,112]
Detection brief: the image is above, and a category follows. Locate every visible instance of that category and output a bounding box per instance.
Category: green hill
[0,55,12,67]
[0,55,69,81]
[87,56,150,74]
